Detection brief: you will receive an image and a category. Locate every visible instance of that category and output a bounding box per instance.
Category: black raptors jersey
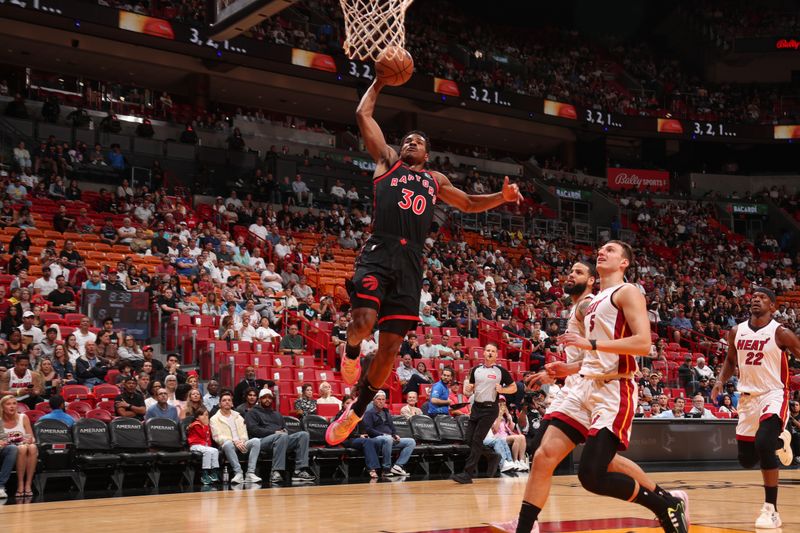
[372,159,438,245]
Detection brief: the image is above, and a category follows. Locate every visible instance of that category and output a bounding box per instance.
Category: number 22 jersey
[734,319,788,394]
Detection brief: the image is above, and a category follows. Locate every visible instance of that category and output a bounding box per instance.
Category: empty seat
[108,417,158,488]
[73,418,122,493]
[144,417,194,488]
[302,414,347,479]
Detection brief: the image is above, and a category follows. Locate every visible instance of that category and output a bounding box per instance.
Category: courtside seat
[409,414,453,475]
[302,414,348,480]
[456,414,501,476]
[144,418,194,488]
[433,415,471,456]
[391,415,429,476]
[33,418,80,493]
[108,417,158,488]
[73,416,123,493]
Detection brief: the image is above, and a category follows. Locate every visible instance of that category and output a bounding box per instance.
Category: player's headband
[752,287,776,303]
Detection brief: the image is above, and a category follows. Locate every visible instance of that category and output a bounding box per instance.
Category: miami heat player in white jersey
[581,283,637,377]
[564,294,593,365]
[734,319,789,396]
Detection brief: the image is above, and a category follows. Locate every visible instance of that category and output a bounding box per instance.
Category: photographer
[512,381,548,455]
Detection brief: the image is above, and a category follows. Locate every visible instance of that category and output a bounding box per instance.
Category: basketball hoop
[339,0,414,61]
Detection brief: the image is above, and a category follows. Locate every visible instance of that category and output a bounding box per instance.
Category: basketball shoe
[668,490,690,525]
[325,403,362,446]
[487,519,539,533]
[340,353,362,385]
[754,502,782,529]
[657,491,689,533]
[776,429,793,466]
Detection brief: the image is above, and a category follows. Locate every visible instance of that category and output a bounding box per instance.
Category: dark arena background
[0,0,799,531]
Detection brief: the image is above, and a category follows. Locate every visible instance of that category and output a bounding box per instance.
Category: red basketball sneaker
[325,403,362,446]
[340,353,362,385]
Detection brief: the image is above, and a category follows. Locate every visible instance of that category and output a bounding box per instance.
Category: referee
[452,342,517,484]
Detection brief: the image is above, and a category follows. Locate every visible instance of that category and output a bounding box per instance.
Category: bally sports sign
[606,168,670,192]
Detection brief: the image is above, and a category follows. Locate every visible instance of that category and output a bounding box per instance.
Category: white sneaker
[230,472,245,484]
[244,472,262,483]
[390,464,409,476]
[777,430,793,466]
[501,460,516,473]
[517,460,529,472]
[0,487,6,499]
[487,519,540,533]
[755,502,782,529]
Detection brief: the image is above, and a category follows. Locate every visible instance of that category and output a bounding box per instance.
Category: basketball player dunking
[325,78,523,445]
[712,287,798,529]
[492,259,688,533]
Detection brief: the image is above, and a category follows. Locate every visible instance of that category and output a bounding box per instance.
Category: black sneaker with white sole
[292,469,317,482]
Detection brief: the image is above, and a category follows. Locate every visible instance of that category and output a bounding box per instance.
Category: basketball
[375,46,414,86]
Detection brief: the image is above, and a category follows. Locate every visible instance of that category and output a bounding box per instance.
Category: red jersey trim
[378,314,420,324]
[373,159,404,184]
[355,293,381,307]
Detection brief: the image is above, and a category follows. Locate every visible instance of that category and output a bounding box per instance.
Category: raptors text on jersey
[373,160,438,245]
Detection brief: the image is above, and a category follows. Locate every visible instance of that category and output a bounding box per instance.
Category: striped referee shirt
[468,364,513,403]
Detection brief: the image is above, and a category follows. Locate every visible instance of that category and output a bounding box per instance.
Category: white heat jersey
[734,319,788,394]
[580,283,637,377]
[565,294,594,364]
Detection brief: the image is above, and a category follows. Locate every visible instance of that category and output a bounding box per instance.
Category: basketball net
[339,0,414,61]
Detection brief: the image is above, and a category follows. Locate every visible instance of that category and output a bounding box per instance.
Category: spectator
[52,205,75,233]
[32,266,57,297]
[0,415,18,499]
[18,311,43,346]
[117,334,144,364]
[183,389,206,419]
[156,353,187,385]
[0,354,44,410]
[292,174,312,206]
[145,387,180,423]
[115,376,146,420]
[687,394,715,419]
[235,388,258,417]
[45,275,76,315]
[75,343,108,389]
[228,128,246,151]
[360,331,378,358]
[0,396,36,497]
[135,372,150,398]
[400,391,423,418]
[693,357,714,381]
[13,142,31,172]
[361,391,415,477]
[492,399,528,471]
[211,392,265,486]
[203,380,221,413]
[316,381,341,408]
[279,324,305,355]
[427,367,454,416]
[419,334,439,359]
[788,401,800,464]
[657,397,687,419]
[37,394,73,427]
[717,394,738,417]
[232,367,265,407]
[396,354,431,394]
[293,383,317,418]
[186,407,220,485]
[677,355,694,391]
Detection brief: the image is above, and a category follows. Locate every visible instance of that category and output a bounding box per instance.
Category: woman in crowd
[5,330,24,356]
[183,388,205,419]
[492,398,528,471]
[1,396,37,497]
[14,288,33,315]
[219,315,238,341]
[400,391,422,418]
[186,372,204,395]
[52,344,74,381]
[145,380,163,410]
[235,388,258,416]
[8,229,31,253]
[293,383,317,418]
[201,292,223,316]
[117,334,143,363]
[717,394,738,417]
[64,333,81,365]
[37,358,61,399]
[1,305,21,338]
[416,361,434,383]
[316,381,341,408]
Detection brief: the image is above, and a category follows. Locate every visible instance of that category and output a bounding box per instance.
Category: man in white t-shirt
[330,179,346,201]
[248,216,268,240]
[73,316,97,355]
[225,190,243,211]
[18,311,44,345]
[260,262,283,292]
[32,266,58,297]
[117,217,137,244]
[274,237,292,259]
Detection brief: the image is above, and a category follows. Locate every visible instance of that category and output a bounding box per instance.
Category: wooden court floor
[0,470,797,532]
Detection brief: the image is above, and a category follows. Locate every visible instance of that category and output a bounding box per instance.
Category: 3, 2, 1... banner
[606,167,670,193]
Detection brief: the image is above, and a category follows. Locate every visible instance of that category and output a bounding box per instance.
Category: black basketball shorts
[347,234,423,336]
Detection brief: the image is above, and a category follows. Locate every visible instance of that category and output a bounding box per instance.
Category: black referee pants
[462,402,499,476]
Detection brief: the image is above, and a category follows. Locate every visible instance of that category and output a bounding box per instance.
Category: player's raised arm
[712,327,739,399]
[356,79,398,167]
[436,173,523,213]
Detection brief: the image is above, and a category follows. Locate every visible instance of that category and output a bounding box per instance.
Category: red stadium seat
[85,409,113,423]
[93,384,121,401]
[316,403,340,418]
[25,410,46,424]
[35,401,53,413]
